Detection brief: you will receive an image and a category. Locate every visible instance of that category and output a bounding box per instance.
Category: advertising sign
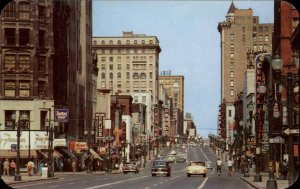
[55,109,69,122]
[0,131,49,150]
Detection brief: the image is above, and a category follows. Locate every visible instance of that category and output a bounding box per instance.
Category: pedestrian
[275,160,280,179]
[3,159,10,176]
[39,161,44,175]
[27,160,33,176]
[71,159,77,172]
[60,161,63,172]
[119,162,124,171]
[9,160,16,176]
[281,159,288,180]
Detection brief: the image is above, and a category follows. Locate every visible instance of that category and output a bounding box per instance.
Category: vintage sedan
[122,162,139,174]
[205,161,213,169]
[166,155,176,163]
[176,153,187,163]
[186,161,208,177]
[151,160,171,177]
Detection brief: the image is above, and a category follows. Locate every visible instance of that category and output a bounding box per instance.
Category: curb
[5,177,59,186]
[240,177,264,189]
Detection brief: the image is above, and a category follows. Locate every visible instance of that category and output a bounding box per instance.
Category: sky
[92,0,274,138]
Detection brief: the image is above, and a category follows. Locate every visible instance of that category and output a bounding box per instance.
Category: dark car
[122,162,139,174]
[151,160,171,177]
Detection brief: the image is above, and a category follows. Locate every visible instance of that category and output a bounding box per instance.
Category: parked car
[122,162,139,174]
[176,154,187,163]
[151,160,171,177]
[168,149,177,155]
[186,161,207,177]
[205,161,213,169]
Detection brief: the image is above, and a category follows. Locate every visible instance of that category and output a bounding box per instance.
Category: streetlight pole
[12,114,21,181]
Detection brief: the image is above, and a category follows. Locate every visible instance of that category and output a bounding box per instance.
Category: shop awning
[90,149,103,160]
[0,150,38,158]
[36,150,49,159]
[36,150,63,159]
[55,147,76,159]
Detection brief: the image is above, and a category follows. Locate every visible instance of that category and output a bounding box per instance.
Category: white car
[205,161,213,169]
[166,155,176,163]
[168,150,177,155]
[186,161,208,177]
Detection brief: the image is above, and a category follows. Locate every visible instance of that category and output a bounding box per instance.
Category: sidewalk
[239,172,290,189]
[1,170,123,186]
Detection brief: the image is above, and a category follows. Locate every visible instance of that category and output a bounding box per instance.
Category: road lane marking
[153,184,158,187]
[49,185,59,188]
[197,177,208,189]
[82,180,88,182]
[84,175,149,189]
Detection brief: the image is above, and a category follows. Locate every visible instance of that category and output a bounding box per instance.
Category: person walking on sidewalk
[27,160,34,176]
[227,158,233,176]
[281,159,288,180]
[3,159,10,176]
[71,159,77,172]
[9,160,16,176]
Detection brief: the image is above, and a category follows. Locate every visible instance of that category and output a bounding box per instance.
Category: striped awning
[90,149,103,160]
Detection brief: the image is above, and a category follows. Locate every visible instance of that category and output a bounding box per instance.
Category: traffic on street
[6,145,253,189]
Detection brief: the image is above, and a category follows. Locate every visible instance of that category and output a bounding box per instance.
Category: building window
[253,36,257,42]
[109,57,113,62]
[109,40,113,45]
[230,62,234,69]
[265,35,269,42]
[39,30,45,48]
[19,55,30,71]
[117,81,121,88]
[259,27,263,32]
[259,35,263,42]
[4,81,16,97]
[117,57,121,62]
[109,81,113,88]
[101,64,105,70]
[149,56,153,62]
[109,73,113,80]
[5,110,16,130]
[19,2,30,20]
[253,27,257,33]
[134,40,137,44]
[230,44,234,51]
[117,72,121,79]
[109,64,113,70]
[141,40,145,44]
[126,56,130,62]
[126,64,130,69]
[38,81,46,98]
[126,81,130,88]
[4,55,16,71]
[150,72,153,79]
[38,5,46,22]
[230,80,234,87]
[118,40,121,44]
[230,71,234,78]
[242,34,245,42]
[19,81,30,97]
[134,96,138,103]
[149,40,153,44]
[101,81,106,88]
[3,2,15,19]
[230,34,234,41]
[38,57,46,72]
[133,73,139,79]
[133,81,139,88]
[19,29,30,46]
[228,110,232,117]
[242,27,245,32]
[126,72,130,79]
[101,72,105,79]
[230,53,234,59]
[230,90,234,96]
[140,81,146,88]
[101,57,106,62]
[142,96,146,103]
[5,28,15,45]
[126,40,130,44]
[117,64,121,70]
[253,18,257,24]
[101,40,105,45]
[140,73,146,79]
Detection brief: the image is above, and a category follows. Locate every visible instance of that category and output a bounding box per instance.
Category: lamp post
[270,52,298,186]
[11,113,21,181]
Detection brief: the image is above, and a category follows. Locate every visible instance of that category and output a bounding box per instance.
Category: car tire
[187,173,191,177]
[203,174,206,177]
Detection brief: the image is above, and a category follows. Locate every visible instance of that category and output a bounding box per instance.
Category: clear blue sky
[92,0,274,138]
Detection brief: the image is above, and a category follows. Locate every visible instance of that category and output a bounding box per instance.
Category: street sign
[269,136,285,144]
[283,128,299,135]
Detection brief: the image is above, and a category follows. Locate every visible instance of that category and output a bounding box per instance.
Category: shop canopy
[89,149,103,160]
[0,150,37,158]
[55,146,76,159]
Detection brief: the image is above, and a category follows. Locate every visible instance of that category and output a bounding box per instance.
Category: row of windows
[230,34,269,43]
[100,81,153,89]
[3,80,46,98]
[104,64,154,71]
[101,56,153,63]
[4,28,46,48]
[3,54,46,73]
[2,2,46,22]
[95,39,154,45]
[98,48,156,54]
[101,72,153,80]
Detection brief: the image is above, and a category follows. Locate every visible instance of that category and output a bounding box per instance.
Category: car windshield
[154,161,167,166]
[190,162,205,166]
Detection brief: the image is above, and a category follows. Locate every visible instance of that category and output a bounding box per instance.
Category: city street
[6,146,253,189]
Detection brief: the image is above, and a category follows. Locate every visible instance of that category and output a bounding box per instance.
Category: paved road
[7,146,253,189]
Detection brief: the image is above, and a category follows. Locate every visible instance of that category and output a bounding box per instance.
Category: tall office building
[217,2,273,143]
[0,0,94,142]
[159,74,184,136]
